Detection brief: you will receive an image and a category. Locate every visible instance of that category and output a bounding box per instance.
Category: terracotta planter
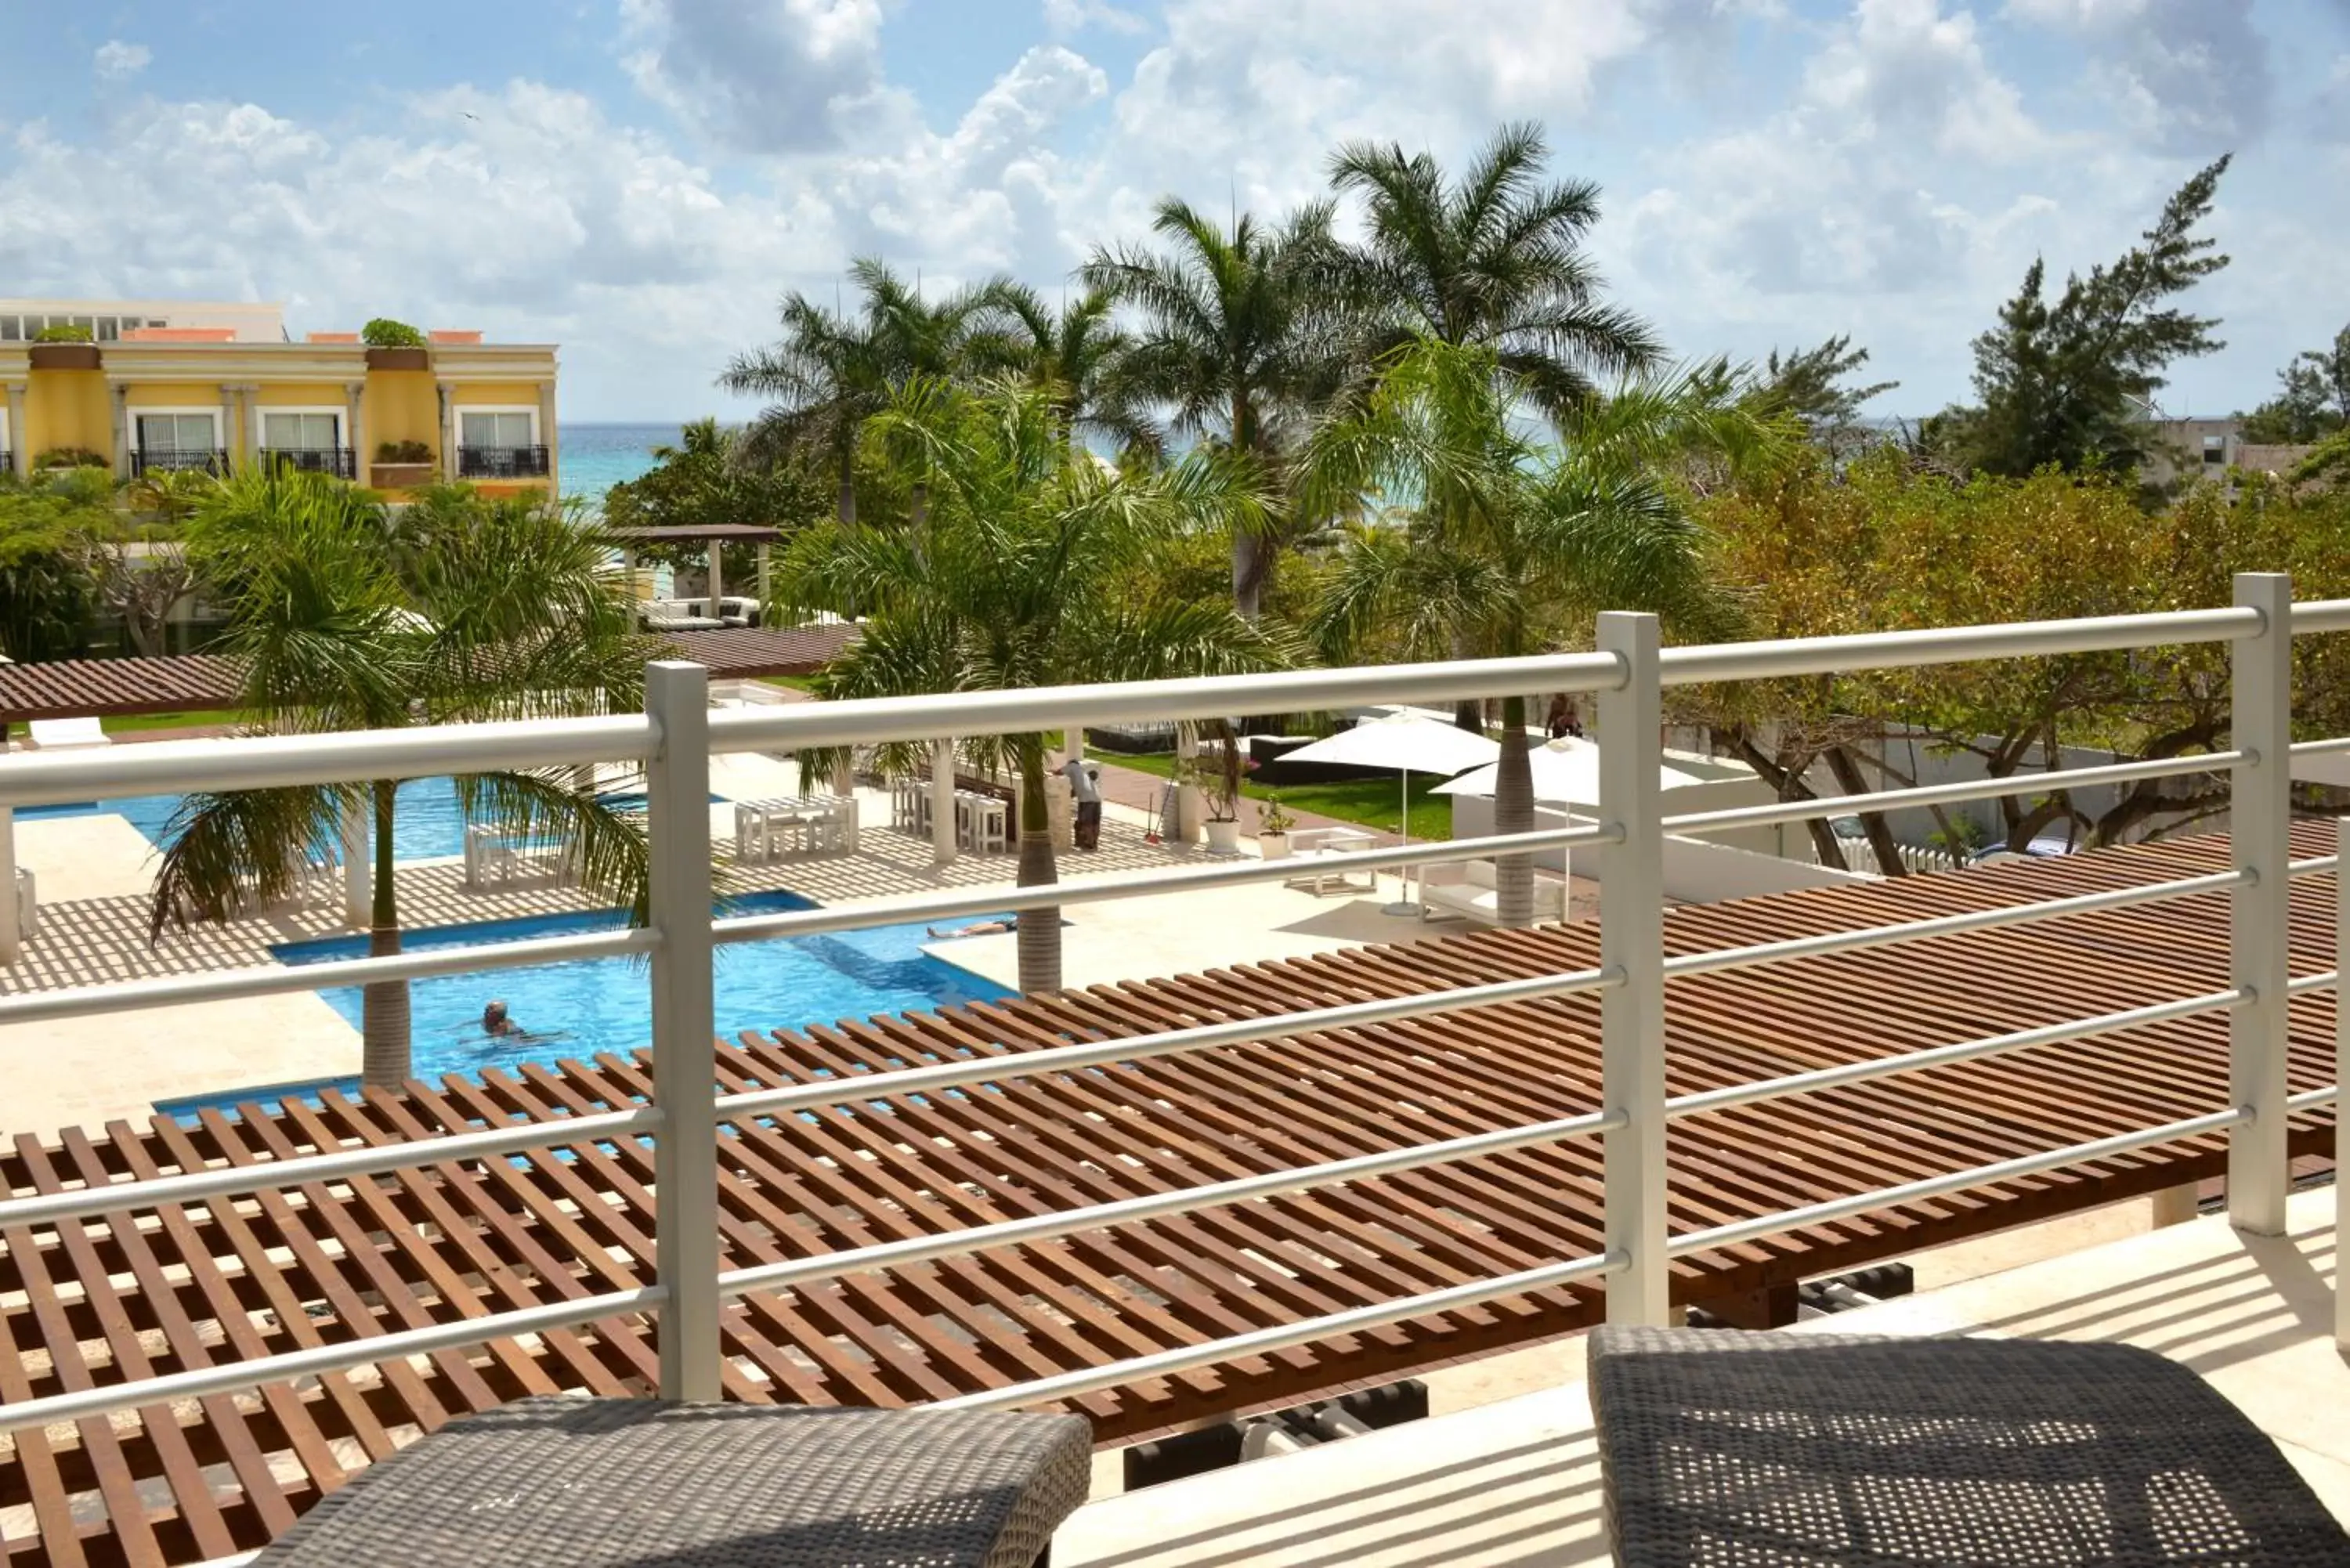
[1258,833,1292,861]
[28,343,100,370]
[370,461,438,490]
[364,346,430,371]
[1205,818,1242,857]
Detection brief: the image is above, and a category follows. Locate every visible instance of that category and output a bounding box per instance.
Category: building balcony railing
[129,446,230,477]
[258,445,358,479]
[457,443,551,479]
[0,584,2345,1562]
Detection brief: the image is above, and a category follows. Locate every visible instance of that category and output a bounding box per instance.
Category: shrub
[32,323,94,343]
[374,439,433,464]
[361,318,426,349]
[1259,793,1295,835]
[34,446,110,470]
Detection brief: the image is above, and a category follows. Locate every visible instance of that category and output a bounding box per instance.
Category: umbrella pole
[1384,767,1419,916]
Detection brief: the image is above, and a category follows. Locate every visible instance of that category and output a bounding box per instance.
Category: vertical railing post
[645,661,721,1399]
[1598,611,1668,1324]
[2229,572,2292,1237]
[2337,817,2348,1351]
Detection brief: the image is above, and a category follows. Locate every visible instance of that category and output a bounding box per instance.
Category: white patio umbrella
[1431,734,1713,806]
[1281,714,1500,914]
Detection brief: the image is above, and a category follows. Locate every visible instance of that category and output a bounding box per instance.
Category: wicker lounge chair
[250,1395,1092,1566]
[1588,1325,2350,1566]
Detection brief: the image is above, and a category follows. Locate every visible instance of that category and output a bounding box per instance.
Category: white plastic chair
[27,717,110,749]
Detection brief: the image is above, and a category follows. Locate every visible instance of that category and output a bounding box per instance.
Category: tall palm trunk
[1492,695,1538,928]
[360,778,411,1090]
[1014,751,1061,994]
[837,442,858,526]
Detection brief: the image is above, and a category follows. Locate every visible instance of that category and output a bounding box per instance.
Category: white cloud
[2008,0,2272,154]
[620,0,888,153]
[93,40,151,81]
[1042,0,1149,36]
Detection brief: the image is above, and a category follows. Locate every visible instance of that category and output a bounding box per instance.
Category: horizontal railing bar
[2287,1086,2337,1111]
[0,714,654,810]
[707,652,1629,755]
[0,1107,667,1230]
[716,1106,1628,1301]
[2289,970,2337,997]
[2289,855,2340,878]
[0,1284,669,1436]
[2288,735,2350,759]
[1661,869,2247,981]
[714,963,1622,1119]
[1663,988,2250,1121]
[1662,753,2246,838]
[2291,599,2350,635]
[931,1248,1625,1413]
[0,928,660,1028]
[1656,606,2263,689]
[713,822,1623,946]
[1667,1105,2251,1259]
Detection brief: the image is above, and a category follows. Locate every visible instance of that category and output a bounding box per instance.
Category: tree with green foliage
[1083,198,1342,620]
[1930,157,2232,479]
[0,465,112,660]
[2240,322,2350,444]
[724,258,1003,528]
[153,473,659,1088]
[972,281,1155,457]
[1305,337,1783,925]
[1325,122,1663,417]
[1755,335,1898,461]
[360,318,426,348]
[601,418,830,578]
[769,375,1286,992]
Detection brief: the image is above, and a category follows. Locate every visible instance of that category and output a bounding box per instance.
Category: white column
[341,797,370,929]
[0,804,20,966]
[2229,572,2291,1237]
[645,661,720,1400]
[931,739,958,867]
[4,383,27,478]
[219,385,238,468]
[1063,726,1083,766]
[537,379,559,493]
[110,382,129,479]
[707,541,725,613]
[1599,610,1668,1326]
[244,386,264,464]
[437,382,456,481]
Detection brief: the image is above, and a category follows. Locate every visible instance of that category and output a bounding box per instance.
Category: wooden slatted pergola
[0,828,2338,1566]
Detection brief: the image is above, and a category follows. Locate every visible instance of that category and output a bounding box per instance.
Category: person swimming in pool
[482,999,524,1037]
[927,916,1019,940]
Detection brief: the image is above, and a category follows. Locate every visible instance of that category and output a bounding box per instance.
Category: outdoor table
[1587,1326,2350,1566]
[1283,826,1380,896]
[249,1395,1092,1567]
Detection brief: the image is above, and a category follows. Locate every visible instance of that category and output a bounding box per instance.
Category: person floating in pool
[927,916,1019,940]
[482,999,525,1038]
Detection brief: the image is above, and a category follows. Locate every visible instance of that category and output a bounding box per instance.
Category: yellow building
[0,327,559,502]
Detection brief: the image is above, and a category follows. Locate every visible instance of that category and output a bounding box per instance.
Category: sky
[3,0,2344,422]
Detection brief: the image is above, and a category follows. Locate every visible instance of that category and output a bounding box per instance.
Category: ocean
[559,422,680,509]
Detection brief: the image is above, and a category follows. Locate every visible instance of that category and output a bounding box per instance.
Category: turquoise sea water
[559,421,678,509]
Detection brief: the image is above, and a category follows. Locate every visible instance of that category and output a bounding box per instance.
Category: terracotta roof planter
[371,462,437,489]
[29,343,101,370]
[364,346,429,371]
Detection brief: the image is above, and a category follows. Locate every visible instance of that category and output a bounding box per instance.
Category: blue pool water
[150,891,1014,1119]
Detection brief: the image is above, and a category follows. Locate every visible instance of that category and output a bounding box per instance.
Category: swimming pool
[151,891,1014,1118]
[24,776,690,862]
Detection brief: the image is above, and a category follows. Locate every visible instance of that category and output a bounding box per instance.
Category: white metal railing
[0,573,2343,1443]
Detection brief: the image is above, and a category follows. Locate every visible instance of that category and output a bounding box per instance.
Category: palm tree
[1082,198,1342,620]
[974,280,1156,457]
[1305,338,1781,927]
[771,375,1285,992]
[723,258,1003,527]
[1326,122,1664,417]
[151,470,659,1089]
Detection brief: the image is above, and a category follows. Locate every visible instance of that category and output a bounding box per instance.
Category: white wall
[1446,797,1876,904]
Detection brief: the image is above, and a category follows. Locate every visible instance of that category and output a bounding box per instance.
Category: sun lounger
[26,717,110,749]
[1416,858,1566,923]
[248,1395,1090,1567]
[1589,1326,2350,1566]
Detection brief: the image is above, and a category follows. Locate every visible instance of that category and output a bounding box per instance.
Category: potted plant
[363,317,431,370]
[1257,793,1296,860]
[29,323,100,370]
[1201,723,1245,857]
[371,439,437,489]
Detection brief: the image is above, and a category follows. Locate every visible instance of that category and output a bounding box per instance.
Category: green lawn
[1103,751,1455,841]
[99,709,243,734]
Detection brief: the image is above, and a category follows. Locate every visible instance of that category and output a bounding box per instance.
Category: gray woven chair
[1588,1326,2350,1566]
[251,1396,1092,1566]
